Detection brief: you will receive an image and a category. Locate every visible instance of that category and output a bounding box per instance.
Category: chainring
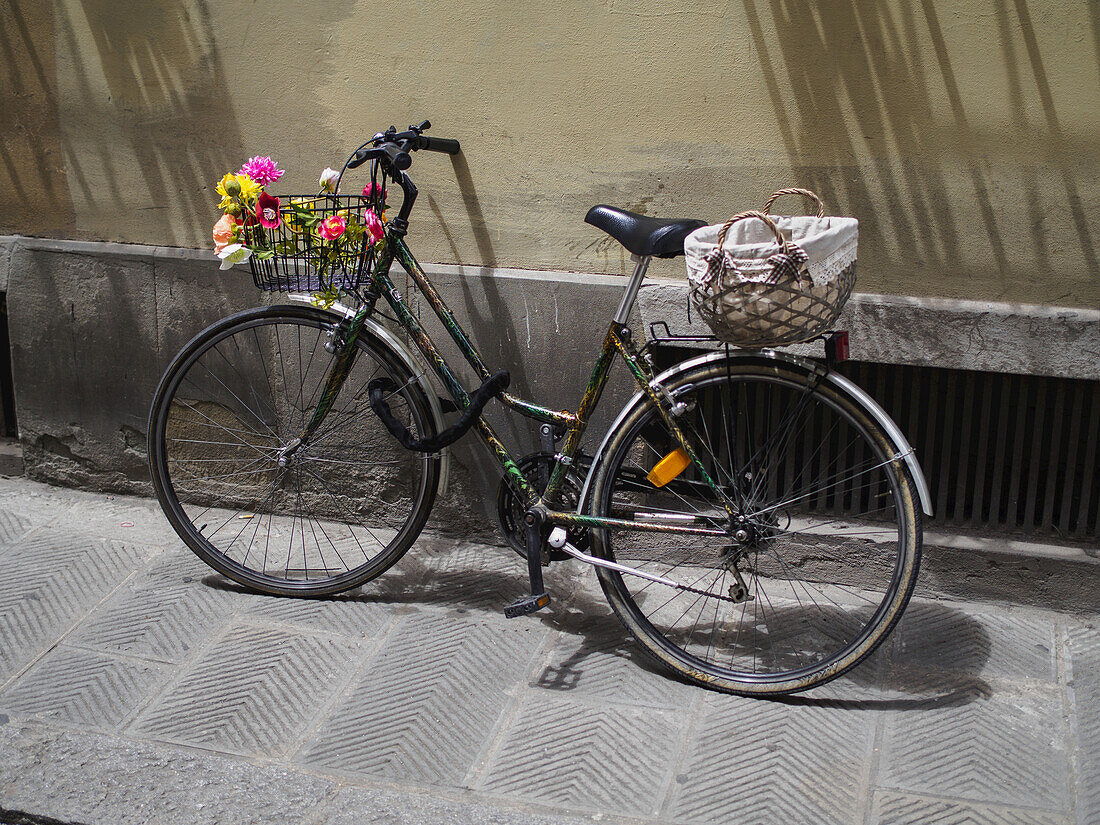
[496,453,589,560]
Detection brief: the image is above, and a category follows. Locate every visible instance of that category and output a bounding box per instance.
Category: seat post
[612,254,651,326]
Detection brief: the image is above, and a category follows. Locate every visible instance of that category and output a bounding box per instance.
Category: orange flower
[212,213,241,253]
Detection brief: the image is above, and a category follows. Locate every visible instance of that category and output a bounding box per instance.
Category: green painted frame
[338,229,735,535]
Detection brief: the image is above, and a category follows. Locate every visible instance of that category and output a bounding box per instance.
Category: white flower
[217,243,252,270]
[319,167,340,193]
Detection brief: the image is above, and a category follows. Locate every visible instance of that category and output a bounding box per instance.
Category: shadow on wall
[6,1,355,247]
[0,1,76,235]
[738,0,1099,302]
[53,0,246,247]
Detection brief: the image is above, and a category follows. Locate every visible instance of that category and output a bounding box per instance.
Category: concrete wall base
[4,235,1096,552]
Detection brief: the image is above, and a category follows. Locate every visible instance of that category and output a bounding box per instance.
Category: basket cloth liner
[685,215,858,289]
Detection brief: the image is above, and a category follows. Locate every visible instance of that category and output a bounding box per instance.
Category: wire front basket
[245,195,378,294]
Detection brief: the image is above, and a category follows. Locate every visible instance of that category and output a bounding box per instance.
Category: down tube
[379,238,539,502]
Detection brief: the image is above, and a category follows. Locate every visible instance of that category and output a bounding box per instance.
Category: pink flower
[238,156,284,188]
[255,192,281,229]
[212,213,241,253]
[362,183,384,199]
[316,214,347,240]
[363,209,384,244]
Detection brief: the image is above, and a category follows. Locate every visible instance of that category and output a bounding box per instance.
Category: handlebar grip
[346,148,371,169]
[383,141,412,171]
[419,136,461,155]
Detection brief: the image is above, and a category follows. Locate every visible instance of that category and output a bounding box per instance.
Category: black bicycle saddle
[585,205,707,259]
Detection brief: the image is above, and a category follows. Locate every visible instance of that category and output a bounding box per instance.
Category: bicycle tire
[588,358,921,695]
[148,304,440,596]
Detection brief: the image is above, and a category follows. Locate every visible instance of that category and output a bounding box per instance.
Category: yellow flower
[215,173,238,202]
[215,173,262,206]
[235,174,262,205]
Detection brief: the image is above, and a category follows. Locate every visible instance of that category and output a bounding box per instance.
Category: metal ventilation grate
[652,345,1098,542]
[835,362,1098,541]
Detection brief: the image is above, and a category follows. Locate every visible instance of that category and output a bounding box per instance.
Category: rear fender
[578,348,932,516]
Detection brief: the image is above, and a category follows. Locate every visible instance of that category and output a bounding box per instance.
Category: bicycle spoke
[591,360,919,693]
[152,308,435,596]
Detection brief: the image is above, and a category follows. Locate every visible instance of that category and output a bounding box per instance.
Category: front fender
[286,294,451,495]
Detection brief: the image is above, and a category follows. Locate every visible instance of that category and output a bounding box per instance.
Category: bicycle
[148,122,931,696]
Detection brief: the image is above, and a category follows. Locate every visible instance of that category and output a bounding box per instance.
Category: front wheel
[589,358,921,695]
[148,304,440,596]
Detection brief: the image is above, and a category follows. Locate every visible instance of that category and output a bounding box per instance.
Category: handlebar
[339,120,460,233]
[380,140,412,171]
[345,120,460,170]
[418,135,461,154]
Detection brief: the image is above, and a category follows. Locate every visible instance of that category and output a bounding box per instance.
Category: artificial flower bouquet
[211,157,386,302]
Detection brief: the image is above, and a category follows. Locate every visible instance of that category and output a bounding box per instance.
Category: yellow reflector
[647,448,691,487]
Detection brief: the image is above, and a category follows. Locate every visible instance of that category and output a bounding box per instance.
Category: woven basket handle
[763,188,825,218]
[715,210,789,252]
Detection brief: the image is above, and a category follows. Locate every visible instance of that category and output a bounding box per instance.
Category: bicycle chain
[675,582,738,603]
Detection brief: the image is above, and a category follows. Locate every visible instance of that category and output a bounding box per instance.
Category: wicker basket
[685,189,857,347]
[245,195,376,293]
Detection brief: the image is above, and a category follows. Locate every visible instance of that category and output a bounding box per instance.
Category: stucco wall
[2,0,1098,307]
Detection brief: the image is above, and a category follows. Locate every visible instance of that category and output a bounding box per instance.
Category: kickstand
[503,513,551,618]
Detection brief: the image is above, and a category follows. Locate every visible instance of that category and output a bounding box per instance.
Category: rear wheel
[589,358,921,695]
[148,305,439,596]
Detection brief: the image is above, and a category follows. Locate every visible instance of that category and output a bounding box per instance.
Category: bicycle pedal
[503,592,550,618]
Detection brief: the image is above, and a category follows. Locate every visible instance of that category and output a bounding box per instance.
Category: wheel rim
[592,365,918,689]
[152,310,435,594]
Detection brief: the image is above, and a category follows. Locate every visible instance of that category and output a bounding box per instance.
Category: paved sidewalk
[0,478,1095,825]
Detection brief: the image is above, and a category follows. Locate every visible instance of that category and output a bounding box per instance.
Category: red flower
[256,192,281,229]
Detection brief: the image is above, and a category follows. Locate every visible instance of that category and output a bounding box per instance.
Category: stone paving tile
[1066,620,1100,687]
[0,534,153,683]
[38,487,182,546]
[0,479,92,528]
[316,786,644,825]
[130,546,215,587]
[131,623,363,757]
[67,579,237,664]
[0,646,166,731]
[869,666,995,712]
[531,614,700,709]
[299,612,547,786]
[868,790,1070,824]
[876,683,1070,812]
[663,693,874,825]
[0,720,335,825]
[0,478,1095,825]
[1066,622,1100,825]
[412,542,531,612]
[234,592,395,640]
[0,506,32,547]
[890,600,1057,683]
[478,693,684,820]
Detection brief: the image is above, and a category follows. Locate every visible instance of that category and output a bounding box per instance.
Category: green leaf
[289,204,321,228]
[310,283,341,309]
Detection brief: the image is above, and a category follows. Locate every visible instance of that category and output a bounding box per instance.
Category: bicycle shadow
[539,592,994,710]
[202,553,993,710]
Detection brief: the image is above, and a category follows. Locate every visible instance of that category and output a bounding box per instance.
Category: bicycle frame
[323,228,735,537]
